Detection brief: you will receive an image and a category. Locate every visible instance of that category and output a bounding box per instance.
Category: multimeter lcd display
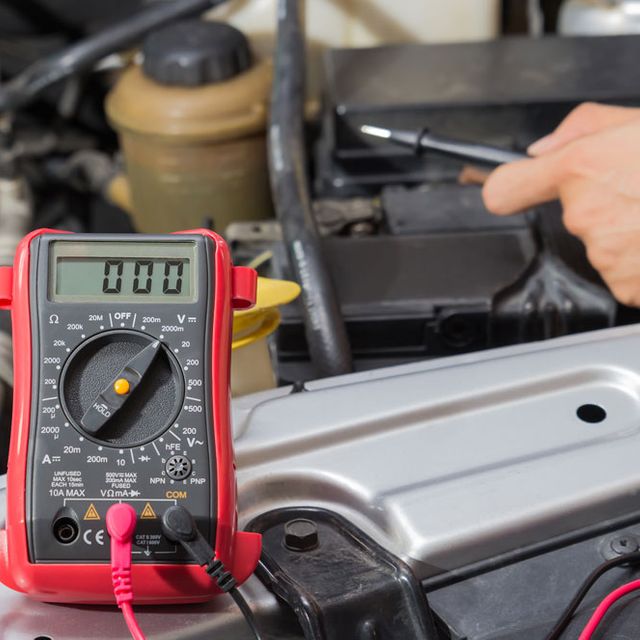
[50,241,197,302]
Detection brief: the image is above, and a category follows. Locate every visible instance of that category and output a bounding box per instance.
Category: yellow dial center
[113,378,130,395]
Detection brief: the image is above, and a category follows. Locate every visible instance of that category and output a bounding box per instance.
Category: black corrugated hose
[0,0,227,114]
[268,0,353,378]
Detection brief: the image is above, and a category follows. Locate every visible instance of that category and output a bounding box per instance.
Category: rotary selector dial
[60,330,184,447]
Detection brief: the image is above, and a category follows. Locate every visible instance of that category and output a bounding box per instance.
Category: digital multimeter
[0,228,262,604]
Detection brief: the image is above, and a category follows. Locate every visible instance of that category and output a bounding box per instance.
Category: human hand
[483,102,640,306]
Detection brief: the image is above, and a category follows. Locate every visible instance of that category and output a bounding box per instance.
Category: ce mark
[82,528,104,546]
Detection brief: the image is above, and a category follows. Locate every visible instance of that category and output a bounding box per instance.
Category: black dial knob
[60,330,184,447]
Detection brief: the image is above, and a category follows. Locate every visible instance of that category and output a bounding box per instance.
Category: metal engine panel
[234,324,640,579]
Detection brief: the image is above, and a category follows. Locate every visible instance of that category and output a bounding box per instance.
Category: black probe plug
[161,506,263,640]
[161,505,235,592]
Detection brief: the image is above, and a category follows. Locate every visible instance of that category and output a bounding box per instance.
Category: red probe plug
[105,503,146,640]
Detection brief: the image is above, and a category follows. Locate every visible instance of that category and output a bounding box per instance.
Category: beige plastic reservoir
[106,20,273,234]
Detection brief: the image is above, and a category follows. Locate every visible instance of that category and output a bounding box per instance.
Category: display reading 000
[101,259,185,295]
[50,241,196,303]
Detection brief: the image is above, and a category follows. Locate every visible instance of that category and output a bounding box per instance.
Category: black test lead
[360,124,527,166]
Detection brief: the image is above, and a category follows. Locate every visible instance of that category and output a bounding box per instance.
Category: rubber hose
[268,0,352,378]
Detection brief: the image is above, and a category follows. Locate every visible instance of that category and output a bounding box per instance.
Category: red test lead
[578,578,640,640]
[106,503,146,640]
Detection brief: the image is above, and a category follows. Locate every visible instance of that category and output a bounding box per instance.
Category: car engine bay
[1,1,640,639]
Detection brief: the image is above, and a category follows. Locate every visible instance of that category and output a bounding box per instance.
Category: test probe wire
[543,551,640,639]
[161,504,263,640]
[106,502,263,640]
[576,578,640,640]
[106,503,147,640]
[121,602,146,640]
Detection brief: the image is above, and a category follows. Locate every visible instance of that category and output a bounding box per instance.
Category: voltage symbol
[140,503,157,520]
[83,503,101,521]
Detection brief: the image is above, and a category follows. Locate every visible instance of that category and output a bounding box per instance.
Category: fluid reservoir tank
[106,20,272,234]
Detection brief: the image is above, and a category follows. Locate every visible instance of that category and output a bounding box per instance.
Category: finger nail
[528,134,555,156]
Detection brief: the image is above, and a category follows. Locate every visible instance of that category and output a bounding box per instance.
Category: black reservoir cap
[142,19,252,86]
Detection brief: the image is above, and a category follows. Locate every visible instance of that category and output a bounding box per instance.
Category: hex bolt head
[284,518,319,552]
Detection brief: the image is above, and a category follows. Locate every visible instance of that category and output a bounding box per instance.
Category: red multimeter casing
[0,228,261,604]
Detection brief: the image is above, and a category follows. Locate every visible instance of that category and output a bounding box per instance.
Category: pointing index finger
[482,152,566,215]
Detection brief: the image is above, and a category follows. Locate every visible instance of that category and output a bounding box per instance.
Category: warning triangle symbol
[140,503,157,520]
[83,503,100,521]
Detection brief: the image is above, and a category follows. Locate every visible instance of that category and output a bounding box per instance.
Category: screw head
[284,518,319,552]
[600,533,640,561]
[611,536,639,556]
